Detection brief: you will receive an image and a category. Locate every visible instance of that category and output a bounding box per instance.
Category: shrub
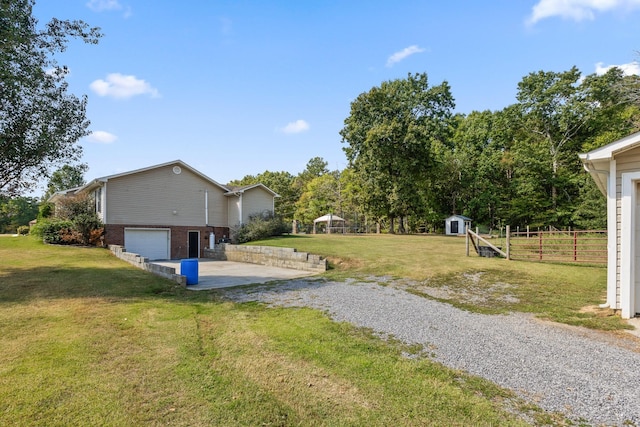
[17,226,30,235]
[30,218,75,244]
[232,211,289,243]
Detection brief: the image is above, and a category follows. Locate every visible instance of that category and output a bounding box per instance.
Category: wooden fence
[467,227,607,265]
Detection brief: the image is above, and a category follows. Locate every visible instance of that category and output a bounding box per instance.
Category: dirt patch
[382,272,520,307]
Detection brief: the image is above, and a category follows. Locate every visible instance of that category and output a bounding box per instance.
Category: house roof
[48,186,84,203]
[579,131,640,195]
[579,130,640,162]
[224,183,280,197]
[446,214,471,220]
[48,160,279,202]
[78,160,230,194]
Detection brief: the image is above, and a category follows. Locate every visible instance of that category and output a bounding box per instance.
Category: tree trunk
[389,217,395,234]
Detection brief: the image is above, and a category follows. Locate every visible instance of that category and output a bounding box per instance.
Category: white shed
[580,131,640,319]
[445,215,471,236]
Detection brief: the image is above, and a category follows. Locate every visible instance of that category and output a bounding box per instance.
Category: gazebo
[313,213,345,234]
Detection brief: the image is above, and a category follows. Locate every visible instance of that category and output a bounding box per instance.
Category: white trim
[101,182,108,224]
[580,131,640,161]
[620,172,640,318]
[607,160,617,308]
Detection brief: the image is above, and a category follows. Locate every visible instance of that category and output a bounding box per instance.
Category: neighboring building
[49,160,278,260]
[445,215,471,236]
[580,131,640,319]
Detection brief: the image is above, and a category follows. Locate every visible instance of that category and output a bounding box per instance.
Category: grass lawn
[0,234,617,426]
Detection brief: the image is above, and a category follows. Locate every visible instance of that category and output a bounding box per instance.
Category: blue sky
[31,0,640,192]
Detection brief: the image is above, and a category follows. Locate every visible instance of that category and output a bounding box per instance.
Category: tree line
[233,67,640,234]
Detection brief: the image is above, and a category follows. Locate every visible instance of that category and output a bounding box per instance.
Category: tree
[0,195,39,233]
[42,163,88,201]
[340,72,455,233]
[295,157,329,190]
[0,0,101,196]
[294,172,341,230]
[515,67,593,223]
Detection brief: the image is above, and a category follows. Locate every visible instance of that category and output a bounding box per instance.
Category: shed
[580,131,640,318]
[313,213,345,234]
[445,215,471,236]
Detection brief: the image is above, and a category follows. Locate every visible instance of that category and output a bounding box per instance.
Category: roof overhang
[579,131,640,196]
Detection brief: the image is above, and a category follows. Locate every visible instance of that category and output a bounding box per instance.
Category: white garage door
[124,228,170,260]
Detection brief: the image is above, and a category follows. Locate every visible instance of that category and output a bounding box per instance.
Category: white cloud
[386,45,426,67]
[280,120,310,134]
[90,73,160,99]
[87,0,132,18]
[86,0,122,12]
[527,0,640,25]
[595,61,640,75]
[87,130,118,144]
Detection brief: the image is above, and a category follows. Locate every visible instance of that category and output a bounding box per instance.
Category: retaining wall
[204,244,327,272]
[108,245,187,286]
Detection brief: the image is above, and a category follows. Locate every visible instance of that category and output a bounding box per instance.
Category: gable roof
[579,130,640,162]
[579,131,640,195]
[224,183,280,197]
[446,214,471,221]
[78,160,230,194]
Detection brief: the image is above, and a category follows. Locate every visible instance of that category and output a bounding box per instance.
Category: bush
[17,226,30,235]
[30,218,75,244]
[232,211,289,243]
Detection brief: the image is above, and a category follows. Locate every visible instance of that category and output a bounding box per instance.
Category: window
[95,188,102,213]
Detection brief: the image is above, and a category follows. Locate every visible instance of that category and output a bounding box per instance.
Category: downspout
[205,190,209,226]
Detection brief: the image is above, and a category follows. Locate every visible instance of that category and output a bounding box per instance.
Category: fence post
[574,231,577,262]
[539,232,543,261]
[465,229,469,257]
[506,225,510,260]
[526,225,530,239]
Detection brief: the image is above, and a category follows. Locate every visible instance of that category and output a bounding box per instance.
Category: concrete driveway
[152,259,319,290]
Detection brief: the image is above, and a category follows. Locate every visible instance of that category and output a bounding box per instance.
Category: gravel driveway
[221,278,640,426]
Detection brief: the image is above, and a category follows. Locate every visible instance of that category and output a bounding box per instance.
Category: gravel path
[222,278,640,426]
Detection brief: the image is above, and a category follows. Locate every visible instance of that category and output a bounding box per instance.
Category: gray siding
[241,187,274,224]
[106,164,228,226]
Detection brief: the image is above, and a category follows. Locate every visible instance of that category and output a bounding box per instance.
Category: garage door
[124,228,170,260]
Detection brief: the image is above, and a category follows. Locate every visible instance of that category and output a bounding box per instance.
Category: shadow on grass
[0,263,334,306]
[0,264,198,304]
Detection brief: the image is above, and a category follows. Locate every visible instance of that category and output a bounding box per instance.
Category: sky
[30,0,640,194]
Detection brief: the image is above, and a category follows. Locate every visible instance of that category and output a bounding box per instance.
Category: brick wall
[105,224,229,259]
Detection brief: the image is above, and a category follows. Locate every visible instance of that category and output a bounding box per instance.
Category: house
[580,131,640,319]
[49,160,278,260]
[445,215,471,236]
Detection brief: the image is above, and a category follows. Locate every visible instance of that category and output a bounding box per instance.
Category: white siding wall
[106,164,228,226]
[227,195,241,227]
[615,146,640,309]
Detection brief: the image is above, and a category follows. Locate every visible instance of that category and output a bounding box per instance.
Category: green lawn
[0,234,616,426]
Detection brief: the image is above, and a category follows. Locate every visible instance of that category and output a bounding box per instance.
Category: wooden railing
[467,227,607,265]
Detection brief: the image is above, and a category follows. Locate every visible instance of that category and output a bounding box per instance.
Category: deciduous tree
[340,72,454,233]
[0,0,101,195]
